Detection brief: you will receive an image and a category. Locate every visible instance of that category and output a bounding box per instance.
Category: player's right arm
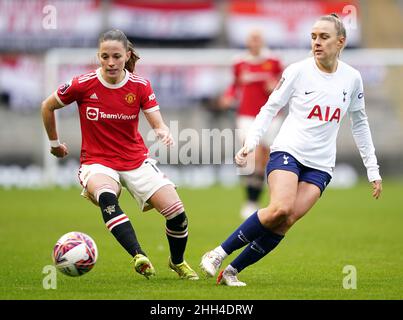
[235,63,300,167]
[219,61,241,110]
[41,76,83,158]
[41,93,69,158]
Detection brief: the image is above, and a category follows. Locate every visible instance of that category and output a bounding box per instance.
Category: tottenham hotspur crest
[283,154,289,165]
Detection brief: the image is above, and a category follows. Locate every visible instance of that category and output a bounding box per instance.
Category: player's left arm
[265,59,284,93]
[348,74,382,199]
[348,107,382,199]
[144,110,174,146]
[141,80,174,146]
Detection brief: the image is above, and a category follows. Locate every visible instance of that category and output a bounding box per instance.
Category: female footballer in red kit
[219,29,284,219]
[41,29,198,280]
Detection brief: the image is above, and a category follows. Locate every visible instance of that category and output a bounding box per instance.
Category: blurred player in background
[219,29,284,219]
[41,29,198,280]
[201,14,382,286]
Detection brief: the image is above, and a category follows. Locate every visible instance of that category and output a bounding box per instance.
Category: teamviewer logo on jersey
[86,107,99,121]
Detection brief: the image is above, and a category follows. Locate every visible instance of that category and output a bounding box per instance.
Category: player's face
[98,40,130,84]
[247,32,264,56]
[311,21,344,64]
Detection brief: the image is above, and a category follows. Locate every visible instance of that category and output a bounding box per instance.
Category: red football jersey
[224,51,283,117]
[55,68,159,171]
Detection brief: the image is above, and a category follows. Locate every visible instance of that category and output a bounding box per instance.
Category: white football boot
[200,250,224,277]
[217,265,246,287]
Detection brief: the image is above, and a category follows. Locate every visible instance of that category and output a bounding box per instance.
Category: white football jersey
[245,57,370,176]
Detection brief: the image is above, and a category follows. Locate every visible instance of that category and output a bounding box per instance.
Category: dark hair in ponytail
[125,40,140,73]
[98,29,140,72]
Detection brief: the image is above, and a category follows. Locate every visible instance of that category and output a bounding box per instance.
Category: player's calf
[163,203,188,264]
[98,191,145,257]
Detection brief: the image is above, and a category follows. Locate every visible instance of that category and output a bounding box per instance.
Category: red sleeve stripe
[105,214,129,231]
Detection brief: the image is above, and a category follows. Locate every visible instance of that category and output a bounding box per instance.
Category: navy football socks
[221,211,267,255]
[230,229,284,273]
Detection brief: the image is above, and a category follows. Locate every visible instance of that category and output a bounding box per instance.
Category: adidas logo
[90,93,98,99]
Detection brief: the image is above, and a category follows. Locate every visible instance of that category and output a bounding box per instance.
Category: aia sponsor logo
[86,107,99,121]
[307,105,341,123]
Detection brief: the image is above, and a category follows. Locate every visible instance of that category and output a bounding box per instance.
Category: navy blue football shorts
[266,151,332,194]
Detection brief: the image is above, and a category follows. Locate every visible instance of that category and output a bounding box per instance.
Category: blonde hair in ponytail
[319,13,347,38]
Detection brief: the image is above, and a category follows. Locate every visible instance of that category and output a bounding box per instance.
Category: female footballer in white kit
[41,29,198,280]
[201,14,382,286]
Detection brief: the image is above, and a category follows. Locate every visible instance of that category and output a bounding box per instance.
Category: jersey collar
[96,67,129,89]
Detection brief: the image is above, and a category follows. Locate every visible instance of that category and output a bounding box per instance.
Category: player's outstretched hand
[155,128,175,147]
[50,143,69,158]
[235,145,250,167]
[371,180,382,199]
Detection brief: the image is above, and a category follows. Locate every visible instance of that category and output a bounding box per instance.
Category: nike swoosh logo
[305,91,315,95]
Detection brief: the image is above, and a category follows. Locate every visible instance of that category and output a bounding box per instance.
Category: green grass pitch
[0,180,402,300]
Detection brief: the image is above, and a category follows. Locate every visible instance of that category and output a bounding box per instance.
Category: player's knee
[274,205,293,221]
[92,184,119,204]
[160,200,185,220]
[166,212,188,231]
[260,204,293,226]
[166,212,188,239]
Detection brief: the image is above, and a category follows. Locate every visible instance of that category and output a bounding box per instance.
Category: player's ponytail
[319,13,347,39]
[125,40,140,73]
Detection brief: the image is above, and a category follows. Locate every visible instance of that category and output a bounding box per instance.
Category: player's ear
[126,50,131,62]
[337,36,346,50]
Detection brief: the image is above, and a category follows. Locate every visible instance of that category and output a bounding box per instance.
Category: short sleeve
[349,73,366,112]
[268,62,301,107]
[54,77,81,106]
[141,80,160,113]
[272,59,284,78]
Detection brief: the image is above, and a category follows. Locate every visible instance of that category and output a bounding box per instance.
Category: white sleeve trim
[53,91,65,107]
[143,105,160,113]
[349,109,381,182]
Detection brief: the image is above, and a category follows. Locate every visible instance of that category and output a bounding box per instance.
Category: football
[52,231,98,277]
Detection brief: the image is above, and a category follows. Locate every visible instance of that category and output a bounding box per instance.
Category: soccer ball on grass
[53,231,98,277]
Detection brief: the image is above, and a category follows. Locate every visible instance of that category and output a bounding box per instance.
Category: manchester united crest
[125,93,136,104]
[262,61,272,71]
